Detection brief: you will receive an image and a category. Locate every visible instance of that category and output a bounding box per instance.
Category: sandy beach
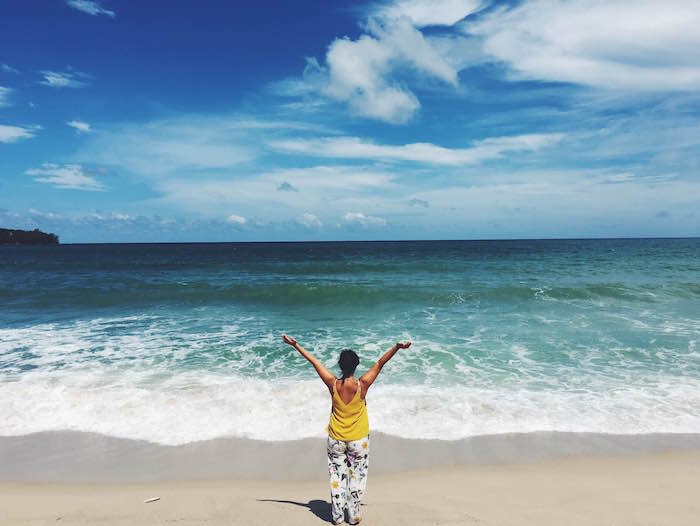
[2,432,699,525]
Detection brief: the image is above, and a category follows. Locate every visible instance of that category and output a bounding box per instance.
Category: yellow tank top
[327,378,369,441]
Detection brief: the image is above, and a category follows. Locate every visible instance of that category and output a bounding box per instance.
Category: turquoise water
[1,239,699,444]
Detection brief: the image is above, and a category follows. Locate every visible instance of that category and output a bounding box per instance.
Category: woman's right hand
[396,341,412,349]
[282,334,297,347]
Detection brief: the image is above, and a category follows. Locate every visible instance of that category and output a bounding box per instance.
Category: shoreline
[2,430,700,483]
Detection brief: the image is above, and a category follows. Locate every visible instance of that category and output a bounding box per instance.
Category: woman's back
[327,377,369,441]
[335,377,364,404]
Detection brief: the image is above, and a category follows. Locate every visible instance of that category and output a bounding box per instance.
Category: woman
[281,334,412,525]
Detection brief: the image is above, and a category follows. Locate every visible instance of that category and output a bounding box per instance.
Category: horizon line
[45,235,700,245]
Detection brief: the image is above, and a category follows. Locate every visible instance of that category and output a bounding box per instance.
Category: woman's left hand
[282,334,297,347]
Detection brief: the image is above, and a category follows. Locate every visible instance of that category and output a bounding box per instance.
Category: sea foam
[1,316,700,445]
[2,368,700,445]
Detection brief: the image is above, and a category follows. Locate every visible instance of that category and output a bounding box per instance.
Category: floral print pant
[327,435,370,524]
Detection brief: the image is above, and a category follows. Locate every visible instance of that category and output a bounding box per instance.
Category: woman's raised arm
[282,334,336,392]
[360,341,411,392]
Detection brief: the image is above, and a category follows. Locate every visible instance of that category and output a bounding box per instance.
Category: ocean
[1,239,699,445]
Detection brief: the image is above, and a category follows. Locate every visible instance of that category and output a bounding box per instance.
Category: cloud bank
[466,0,700,90]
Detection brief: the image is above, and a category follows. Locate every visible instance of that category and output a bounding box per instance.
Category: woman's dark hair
[338,349,360,384]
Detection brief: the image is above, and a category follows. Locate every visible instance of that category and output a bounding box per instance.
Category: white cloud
[298,212,322,228]
[374,0,486,27]
[1,63,19,73]
[39,70,89,88]
[74,115,264,177]
[323,15,461,123]
[226,214,247,225]
[344,211,387,226]
[66,0,115,17]
[26,163,105,191]
[0,124,36,143]
[272,133,564,165]
[281,1,484,124]
[67,120,92,133]
[466,0,700,90]
[0,86,11,107]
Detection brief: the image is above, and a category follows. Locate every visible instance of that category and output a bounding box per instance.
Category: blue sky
[1,0,699,242]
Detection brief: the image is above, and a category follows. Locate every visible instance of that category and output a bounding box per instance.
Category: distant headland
[0,228,59,245]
